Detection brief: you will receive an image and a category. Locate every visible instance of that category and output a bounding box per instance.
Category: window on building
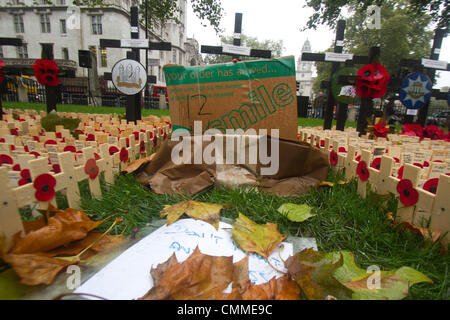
[62,47,69,60]
[0,46,3,58]
[13,14,24,33]
[91,15,102,35]
[58,0,66,4]
[172,49,176,63]
[17,44,28,59]
[100,47,107,67]
[60,19,67,34]
[40,14,51,33]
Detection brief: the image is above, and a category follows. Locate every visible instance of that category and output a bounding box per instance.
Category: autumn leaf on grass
[285,248,353,300]
[2,253,75,286]
[317,181,334,187]
[277,203,315,222]
[11,207,104,254]
[160,200,225,230]
[331,251,432,300]
[231,213,287,259]
[386,212,441,243]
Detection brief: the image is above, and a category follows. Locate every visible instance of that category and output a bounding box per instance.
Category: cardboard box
[163,56,298,141]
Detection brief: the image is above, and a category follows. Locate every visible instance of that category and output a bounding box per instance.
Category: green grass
[2,101,171,118]
[72,169,449,300]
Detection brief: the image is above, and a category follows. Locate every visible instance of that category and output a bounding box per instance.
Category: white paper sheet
[75,219,316,300]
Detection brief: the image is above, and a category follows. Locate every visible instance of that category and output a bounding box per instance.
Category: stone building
[296,39,314,98]
[0,0,194,86]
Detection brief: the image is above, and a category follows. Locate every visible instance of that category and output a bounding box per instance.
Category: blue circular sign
[399,73,432,109]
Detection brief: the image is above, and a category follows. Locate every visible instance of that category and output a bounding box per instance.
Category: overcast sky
[186,0,450,89]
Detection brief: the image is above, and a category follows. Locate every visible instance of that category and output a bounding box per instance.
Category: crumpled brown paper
[130,135,328,197]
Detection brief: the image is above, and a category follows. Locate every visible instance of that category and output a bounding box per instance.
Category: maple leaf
[140,249,300,300]
[331,251,432,300]
[11,207,103,254]
[160,200,225,230]
[285,248,353,300]
[231,213,287,259]
[277,203,316,222]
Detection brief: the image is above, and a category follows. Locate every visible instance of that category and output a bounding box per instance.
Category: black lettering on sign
[190,94,211,116]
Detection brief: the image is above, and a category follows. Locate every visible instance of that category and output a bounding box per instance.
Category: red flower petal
[329,150,338,166]
[44,139,57,146]
[94,152,101,160]
[120,147,129,163]
[397,179,418,206]
[356,160,369,181]
[0,154,13,165]
[64,145,77,153]
[52,164,61,174]
[84,158,99,180]
[109,146,119,156]
[12,164,21,171]
[33,173,56,202]
[423,178,438,194]
[397,166,404,179]
[371,157,381,170]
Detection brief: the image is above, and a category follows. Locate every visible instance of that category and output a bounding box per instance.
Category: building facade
[296,39,314,98]
[0,0,191,86]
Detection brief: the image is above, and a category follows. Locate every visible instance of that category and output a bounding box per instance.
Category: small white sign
[130,26,138,33]
[325,52,354,62]
[406,109,418,115]
[112,59,147,95]
[336,40,344,47]
[421,58,448,70]
[233,33,241,39]
[120,39,149,48]
[434,48,441,54]
[222,44,251,56]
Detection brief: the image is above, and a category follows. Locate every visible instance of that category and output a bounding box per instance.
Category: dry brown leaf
[11,207,103,254]
[122,154,157,175]
[160,200,224,230]
[386,212,441,242]
[140,249,300,300]
[2,253,75,286]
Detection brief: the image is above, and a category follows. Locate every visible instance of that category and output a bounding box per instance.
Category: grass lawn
[54,169,448,300]
[4,102,359,128]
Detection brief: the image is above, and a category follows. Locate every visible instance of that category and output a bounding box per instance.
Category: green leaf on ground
[277,203,316,222]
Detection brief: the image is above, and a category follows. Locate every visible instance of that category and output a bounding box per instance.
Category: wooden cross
[0,37,23,120]
[99,6,172,123]
[201,13,272,60]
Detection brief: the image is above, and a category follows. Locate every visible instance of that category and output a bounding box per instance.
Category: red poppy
[397,165,404,179]
[32,136,40,142]
[0,138,4,143]
[396,179,418,207]
[109,146,119,156]
[423,125,443,140]
[94,152,101,160]
[120,147,129,163]
[423,178,438,194]
[84,158,99,180]
[33,173,56,202]
[329,150,338,166]
[153,135,158,147]
[393,157,400,164]
[52,164,61,174]
[0,154,13,166]
[18,169,32,186]
[24,145,29,153]
[373,123,389,138]
[32,59,60,86]
[423,161,430,168]
[126,138,130,148]
[320,140,325,147]
[413,162,423,169]
[0,59,5,83]
[10,144,15,151]
[338,147,347,153]
[315,142,320,149]
[165,121,172,130]
[356,63,390,98]
[86,134,95,142]
[149,131,154,140]
[64,145,76,153]
[44,139,57,146]
[401,124,423,138]
[12,164,21,171]
[30,151,40,158]
[133,131,140,140]
[74,129,84,135]
[10,128,19,136]
[356,160,370,181]
[56,132,62,139]
[140,140,146,154]
[371,157,381,170]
